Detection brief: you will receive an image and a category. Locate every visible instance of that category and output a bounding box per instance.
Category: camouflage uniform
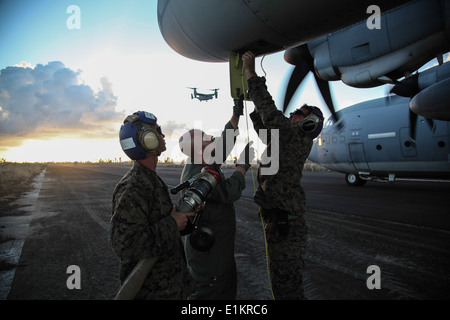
[110,161,194,299]
[248,76,313,300]
[181,121,246,300]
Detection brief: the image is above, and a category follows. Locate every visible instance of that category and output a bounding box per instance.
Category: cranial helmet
[119,111,163,160]
[289,104,324,139]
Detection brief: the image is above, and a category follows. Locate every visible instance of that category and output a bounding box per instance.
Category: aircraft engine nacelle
[392,60,450,121]
[414,62,450,121]
[302,0,450,88]
[157,0,409,62]
[411,78,450,121]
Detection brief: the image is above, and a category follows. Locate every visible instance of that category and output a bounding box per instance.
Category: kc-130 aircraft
[308,95,450,185]
[157,0,450,181]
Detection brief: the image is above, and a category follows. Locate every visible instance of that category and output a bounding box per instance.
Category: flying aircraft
[307,95,450,185]
[157,0,450,122]
[188,87,219,102]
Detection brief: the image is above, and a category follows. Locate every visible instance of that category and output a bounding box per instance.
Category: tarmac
[1,164,450,300]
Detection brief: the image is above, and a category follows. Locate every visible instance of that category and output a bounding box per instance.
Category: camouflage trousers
[265,215,308,300]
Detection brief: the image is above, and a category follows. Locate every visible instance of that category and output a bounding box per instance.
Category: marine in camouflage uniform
[110,111,194,300]
[110,161,194,299]
[246,69,317,299]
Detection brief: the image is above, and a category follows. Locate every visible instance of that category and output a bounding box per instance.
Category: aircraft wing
[157,0,410,62]
[158,0,450,121]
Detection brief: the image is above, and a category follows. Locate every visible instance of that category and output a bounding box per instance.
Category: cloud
[160,120,189,139]
[0,61,123,141]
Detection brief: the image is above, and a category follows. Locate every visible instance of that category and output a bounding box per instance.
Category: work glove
[236,141,255,171]
[233,95,244,116]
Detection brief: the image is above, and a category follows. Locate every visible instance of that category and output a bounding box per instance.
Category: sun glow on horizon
[2,138,125,163]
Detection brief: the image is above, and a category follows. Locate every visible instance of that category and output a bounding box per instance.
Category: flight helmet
[119,111,164,160]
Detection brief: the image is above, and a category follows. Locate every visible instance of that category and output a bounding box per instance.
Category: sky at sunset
[1,0,436,163]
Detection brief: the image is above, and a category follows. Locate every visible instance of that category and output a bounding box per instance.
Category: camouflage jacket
[110,161,194,299]
[248,76,313,216]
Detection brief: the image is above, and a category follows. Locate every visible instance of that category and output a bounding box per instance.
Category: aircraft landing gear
[345,173,367,186]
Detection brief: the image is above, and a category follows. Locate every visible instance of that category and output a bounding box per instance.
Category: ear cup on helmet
[298,117,320,133]
[290,105,324,139]
[140,129,160,152]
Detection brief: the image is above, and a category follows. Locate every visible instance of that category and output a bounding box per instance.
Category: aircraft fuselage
[308,96,450,181]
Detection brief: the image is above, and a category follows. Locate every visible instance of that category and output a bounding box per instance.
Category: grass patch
[0,163,46,202]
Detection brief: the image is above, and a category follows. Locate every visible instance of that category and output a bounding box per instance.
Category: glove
[233,95,244,116]
[236,141,255,171]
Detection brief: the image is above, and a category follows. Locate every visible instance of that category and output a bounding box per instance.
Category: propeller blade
[409,109,418,142]
[283,44,340,128]
[283,45,315,113]
[424,118,435,133]
[283,63,310,113]
[409,108,436,141]
[390,75,419,98]
[314,73,341,127]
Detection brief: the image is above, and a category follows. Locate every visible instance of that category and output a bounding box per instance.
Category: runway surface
[1,163,449,300]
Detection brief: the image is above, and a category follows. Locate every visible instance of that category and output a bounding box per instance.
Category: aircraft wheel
[345,173,367,186]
